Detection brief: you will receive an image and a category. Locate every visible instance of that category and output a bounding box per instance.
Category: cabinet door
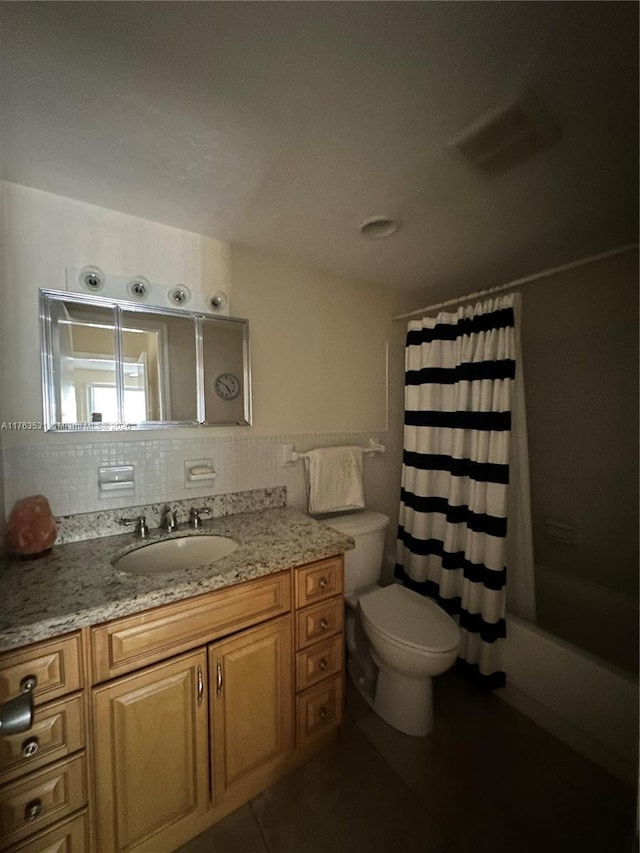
[92,649,209,853]
[209,615,293,805]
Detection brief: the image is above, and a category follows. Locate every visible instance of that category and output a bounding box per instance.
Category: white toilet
[323,510,461,736]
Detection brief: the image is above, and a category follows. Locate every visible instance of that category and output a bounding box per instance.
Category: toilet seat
[359,585,460,654]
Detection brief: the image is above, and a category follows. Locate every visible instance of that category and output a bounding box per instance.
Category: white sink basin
[114,535,238,574]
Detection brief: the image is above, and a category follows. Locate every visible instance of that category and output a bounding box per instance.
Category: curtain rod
[392,244,638,322]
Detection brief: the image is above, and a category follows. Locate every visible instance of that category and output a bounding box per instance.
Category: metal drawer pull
[197,666,204,706]
[319,707,328,721]
[319,618,329,630]
[318,576,328,589]
[25,799,42,822]
[319,658,329,671]
[22,736,39,758]
[0,676,36,736]
[216,659,223,698]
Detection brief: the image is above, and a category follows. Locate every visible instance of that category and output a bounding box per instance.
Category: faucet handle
[189,507,213,529]
[119,515,149,539]
[160,506,178,532]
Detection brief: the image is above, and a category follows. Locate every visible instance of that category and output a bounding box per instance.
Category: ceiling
[1,2,637,299]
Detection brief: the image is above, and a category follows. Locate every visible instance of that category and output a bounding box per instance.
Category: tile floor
[177,672,637,853]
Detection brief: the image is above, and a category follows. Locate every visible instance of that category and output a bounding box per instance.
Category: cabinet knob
[319,576,328,590]
[319,707,328,721]
[319,618,329,630]
[20,675,38,694]
[22,737,39,758]
[24,799,42,822]
[319,658,328,671]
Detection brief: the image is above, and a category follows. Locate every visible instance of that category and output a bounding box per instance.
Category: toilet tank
[322,511,390,594]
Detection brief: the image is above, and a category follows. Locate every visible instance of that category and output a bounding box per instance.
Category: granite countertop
[0,507,354,653]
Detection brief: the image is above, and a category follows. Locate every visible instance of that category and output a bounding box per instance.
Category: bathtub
[499,614,639,785]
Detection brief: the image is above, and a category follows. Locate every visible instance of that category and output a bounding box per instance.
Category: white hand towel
[305,446,365,515]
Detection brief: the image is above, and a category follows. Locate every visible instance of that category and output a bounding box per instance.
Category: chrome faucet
[188,507,212,529]
[119,515,149,539]
[160,505,178,532]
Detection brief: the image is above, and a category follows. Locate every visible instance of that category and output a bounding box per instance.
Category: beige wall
[0,182,413,519]
[231,246,408,434]
[0,182,231,425]
[521,249,638,597]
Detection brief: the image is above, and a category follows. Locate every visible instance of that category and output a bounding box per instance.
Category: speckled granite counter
[0,507,354,653]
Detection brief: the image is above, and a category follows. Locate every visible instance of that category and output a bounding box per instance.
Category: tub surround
[0,505,354,652]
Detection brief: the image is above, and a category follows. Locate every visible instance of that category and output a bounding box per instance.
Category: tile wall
[3,430,392,515]
[2,343,407,566]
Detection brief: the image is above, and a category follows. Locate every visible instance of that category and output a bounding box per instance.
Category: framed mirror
[40,290,251,430]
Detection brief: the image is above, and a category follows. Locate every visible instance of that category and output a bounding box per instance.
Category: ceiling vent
[447,91,560,175]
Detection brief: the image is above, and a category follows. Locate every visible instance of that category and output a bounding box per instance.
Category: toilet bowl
[358,584,460,735]
[321,510,461,737]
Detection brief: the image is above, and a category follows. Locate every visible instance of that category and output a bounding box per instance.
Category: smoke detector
[447,91,560,174]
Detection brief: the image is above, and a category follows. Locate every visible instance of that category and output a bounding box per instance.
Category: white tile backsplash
[3,430,400,524]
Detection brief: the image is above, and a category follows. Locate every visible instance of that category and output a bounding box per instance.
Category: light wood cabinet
[92,614,294,852]
[0,694,85,786]
[92,649,209,853]
[209,615,293,807]
[0,634,83,708]
[90,572,298,853]
[3,810,88,853]
[293,556,345,750]
[296,675,343,751]
[294,556,343,609]
[2,555,346,852]
[90,571,290,683]
[0,633,87,853]
[0,754,86,848]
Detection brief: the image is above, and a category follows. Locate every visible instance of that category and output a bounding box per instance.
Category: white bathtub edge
[497,683,636,787]
[501,614,638,786]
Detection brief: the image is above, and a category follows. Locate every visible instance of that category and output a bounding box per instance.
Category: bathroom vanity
[0,507,351,852]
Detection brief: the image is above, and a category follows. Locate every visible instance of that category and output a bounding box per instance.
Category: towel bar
[281,438,385,467]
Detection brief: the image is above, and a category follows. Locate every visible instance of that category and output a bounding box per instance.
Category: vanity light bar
[66,265,230,317]
[281,439,385,467]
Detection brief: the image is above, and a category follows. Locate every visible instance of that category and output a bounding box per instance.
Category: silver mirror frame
[39,289,252,431]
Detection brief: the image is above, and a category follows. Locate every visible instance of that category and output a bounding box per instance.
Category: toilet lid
[359,585,460,653]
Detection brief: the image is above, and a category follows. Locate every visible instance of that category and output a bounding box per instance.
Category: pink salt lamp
[4,495,57,558]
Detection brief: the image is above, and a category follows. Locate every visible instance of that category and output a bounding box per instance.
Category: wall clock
[214,372,240,400]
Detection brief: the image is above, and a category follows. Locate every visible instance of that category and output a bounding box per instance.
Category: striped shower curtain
[395,294,517,688]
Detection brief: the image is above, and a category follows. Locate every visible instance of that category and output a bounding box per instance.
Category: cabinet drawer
[0,754,86,848]
[0,694,85,786]
[295,597,343,650]
[294,557,343,609]
[0,636,82,708]
[296,674,343,750]
[4,810,87,853]
[91,570,291,682]
[295,635,343,693]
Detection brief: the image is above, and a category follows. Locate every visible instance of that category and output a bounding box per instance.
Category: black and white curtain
[395,294,517,688]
